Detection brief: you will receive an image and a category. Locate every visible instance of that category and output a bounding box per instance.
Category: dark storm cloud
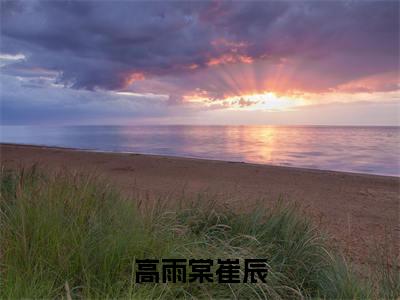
[1,0,399,93]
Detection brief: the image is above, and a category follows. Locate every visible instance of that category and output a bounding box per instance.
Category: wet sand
[1,143,399,265]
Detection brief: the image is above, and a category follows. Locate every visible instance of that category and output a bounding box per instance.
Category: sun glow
[226,92,305,111]
[184,91,305,111]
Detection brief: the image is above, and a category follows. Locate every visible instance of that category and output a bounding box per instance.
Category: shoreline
[1,142,397,179]
[1,143,399,265]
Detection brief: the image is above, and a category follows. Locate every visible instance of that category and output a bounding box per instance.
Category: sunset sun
[224,92,305,111]
[184,91,305,111]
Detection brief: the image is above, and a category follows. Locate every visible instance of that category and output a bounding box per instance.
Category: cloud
[1,0,399,125]
[1,0,398,97]
[331,72,400,93]
[0,74,170,125]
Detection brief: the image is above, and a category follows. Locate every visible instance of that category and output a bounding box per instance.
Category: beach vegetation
[0,167,398,299]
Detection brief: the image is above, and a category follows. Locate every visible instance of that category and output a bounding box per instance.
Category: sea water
[1,125,399,176]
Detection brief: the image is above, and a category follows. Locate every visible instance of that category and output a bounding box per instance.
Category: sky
[1,0,399,126]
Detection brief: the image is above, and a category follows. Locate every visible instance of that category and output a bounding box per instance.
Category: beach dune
[1,143,398,265]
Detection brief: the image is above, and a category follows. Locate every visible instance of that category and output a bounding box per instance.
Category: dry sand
[1,143,399,265]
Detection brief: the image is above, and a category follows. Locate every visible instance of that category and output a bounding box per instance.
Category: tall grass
[0,167,398,299]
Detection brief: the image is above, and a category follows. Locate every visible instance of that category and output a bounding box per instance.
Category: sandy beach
[1,143,399,265]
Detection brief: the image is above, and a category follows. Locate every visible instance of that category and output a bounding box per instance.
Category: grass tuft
[0,167,398,299]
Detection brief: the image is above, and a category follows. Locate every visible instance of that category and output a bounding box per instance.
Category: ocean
[1,125,399,176]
